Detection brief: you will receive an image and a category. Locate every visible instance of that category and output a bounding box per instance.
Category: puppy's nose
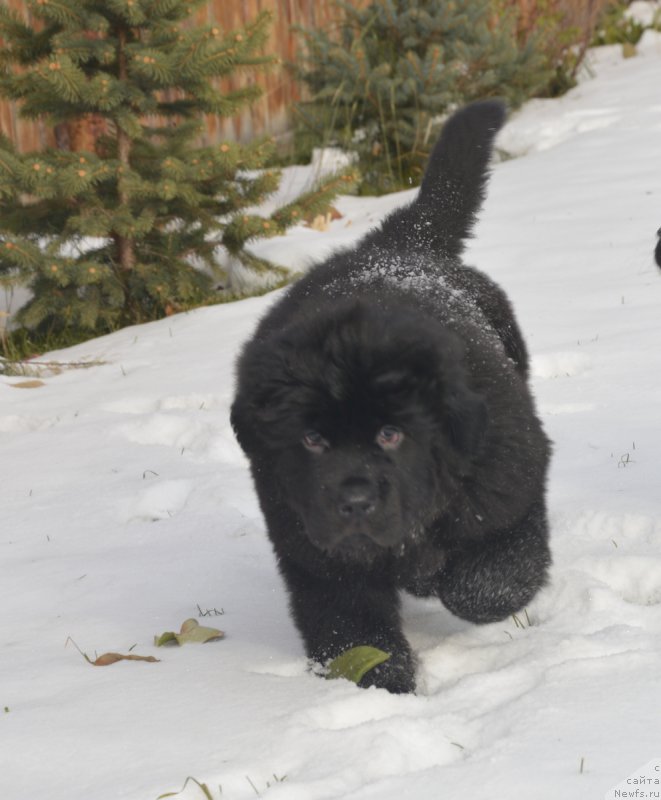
[338,478,377,518]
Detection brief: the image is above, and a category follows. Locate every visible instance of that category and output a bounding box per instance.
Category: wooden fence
[0,0,611,152]
[0,0,349,152]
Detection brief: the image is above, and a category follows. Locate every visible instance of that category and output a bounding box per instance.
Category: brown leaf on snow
[10,380,46,389]
[65,637,160,666]
[305,207,343,232]
[306,213,332,232]
[89,652,160,666]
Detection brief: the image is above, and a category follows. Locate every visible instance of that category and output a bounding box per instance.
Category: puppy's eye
[302,430,329,453]
[376,425,404,450]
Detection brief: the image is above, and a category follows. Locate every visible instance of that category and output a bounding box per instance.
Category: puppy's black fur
[231,101,551,693]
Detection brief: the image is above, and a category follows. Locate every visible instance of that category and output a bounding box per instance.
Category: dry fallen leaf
[157,776,214,800]
[10,380,45,389]
[88,652,160,666]
[154,618,224,647]
[305,207,343,233]
[306,213,332,232]
[65,637,160,667]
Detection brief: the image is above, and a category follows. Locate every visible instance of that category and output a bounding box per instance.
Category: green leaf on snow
[326,646,390,684]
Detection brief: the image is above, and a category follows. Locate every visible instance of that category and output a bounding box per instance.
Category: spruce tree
[293,0,554,193]
[0,0,356,340]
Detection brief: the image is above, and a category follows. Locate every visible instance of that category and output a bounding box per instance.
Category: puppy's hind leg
[437,500,551,624]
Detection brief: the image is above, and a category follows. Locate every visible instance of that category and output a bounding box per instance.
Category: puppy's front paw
[357,651,416,694]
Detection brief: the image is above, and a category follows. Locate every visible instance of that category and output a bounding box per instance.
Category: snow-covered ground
[2,31,661,800]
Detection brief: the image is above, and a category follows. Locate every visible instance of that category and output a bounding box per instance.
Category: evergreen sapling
[0,0,356,342]
[293,0,554,193]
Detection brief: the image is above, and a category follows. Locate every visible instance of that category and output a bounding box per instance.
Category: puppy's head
[232,299,487,562]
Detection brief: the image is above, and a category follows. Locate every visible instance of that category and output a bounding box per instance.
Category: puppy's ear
[444,385,488,461]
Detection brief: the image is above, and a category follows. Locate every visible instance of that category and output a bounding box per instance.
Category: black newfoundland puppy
[231,101,551,694]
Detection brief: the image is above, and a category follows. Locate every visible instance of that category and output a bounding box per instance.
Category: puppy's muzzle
[323,475,402,554]
[337,477,377,520]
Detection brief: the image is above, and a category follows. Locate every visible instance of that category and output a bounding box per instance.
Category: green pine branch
[294,0,557,193]
[0,0,362,341]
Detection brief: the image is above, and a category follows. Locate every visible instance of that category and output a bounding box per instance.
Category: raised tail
[375,100,506,260]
